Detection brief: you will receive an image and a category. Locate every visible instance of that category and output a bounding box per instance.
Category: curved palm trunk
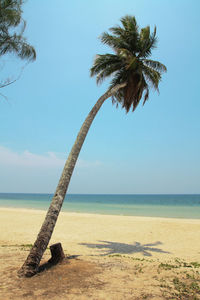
[18,83,126,277]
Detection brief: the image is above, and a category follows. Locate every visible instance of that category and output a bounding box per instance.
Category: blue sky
[0,0,200,194]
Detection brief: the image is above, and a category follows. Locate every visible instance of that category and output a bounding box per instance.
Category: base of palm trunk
[18,243,65,277]
[18,261,39,278]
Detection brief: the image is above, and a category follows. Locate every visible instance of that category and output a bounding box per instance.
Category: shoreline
[0,205,200,222]
[1,193,199,220]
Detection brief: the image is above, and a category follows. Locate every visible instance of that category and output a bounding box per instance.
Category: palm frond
[140,26,150,41]
[109,25,126,38]
[138,26,157,58]
[120,15,138,32]
[109,68,127,88]
[90,54,122,77]
[102,16,140,54]
[143,85,149,105]
[96,62,124,85]
[143,59,167,73]
[142,65,161,91]
[100,32,130,52]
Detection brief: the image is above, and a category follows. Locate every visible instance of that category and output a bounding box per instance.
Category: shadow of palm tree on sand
[79,241,170,257]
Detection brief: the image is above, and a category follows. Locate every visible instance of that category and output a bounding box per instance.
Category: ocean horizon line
[0,192,200,196]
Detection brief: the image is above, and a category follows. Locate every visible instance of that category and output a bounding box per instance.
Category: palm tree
[0,0,36,88]
[18,15,166,277]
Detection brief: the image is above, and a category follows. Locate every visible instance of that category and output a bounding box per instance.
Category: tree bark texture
[18,83,126,277]
[48,243,65,264]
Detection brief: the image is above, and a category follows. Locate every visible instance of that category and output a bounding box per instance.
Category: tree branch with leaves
[0,0,36,89]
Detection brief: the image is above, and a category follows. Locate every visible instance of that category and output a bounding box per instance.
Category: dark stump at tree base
[48,242,65,264]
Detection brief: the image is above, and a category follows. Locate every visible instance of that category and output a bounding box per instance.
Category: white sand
[0,207,200,261]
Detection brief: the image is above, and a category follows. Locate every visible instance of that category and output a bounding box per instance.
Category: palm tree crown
[90,15,167,112]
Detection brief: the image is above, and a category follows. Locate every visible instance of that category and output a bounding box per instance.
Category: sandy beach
[1,207,200,299]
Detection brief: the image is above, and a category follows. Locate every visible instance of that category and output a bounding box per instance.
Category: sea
[0,193,199,219]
